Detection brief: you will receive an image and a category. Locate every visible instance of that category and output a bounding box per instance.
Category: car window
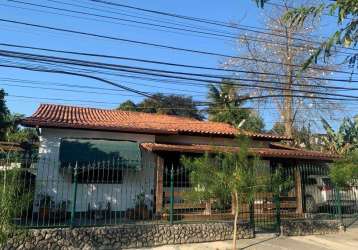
[306,178,317,185]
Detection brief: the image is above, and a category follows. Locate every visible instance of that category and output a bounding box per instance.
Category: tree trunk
[232,191,239,250]
[283,24,294,139]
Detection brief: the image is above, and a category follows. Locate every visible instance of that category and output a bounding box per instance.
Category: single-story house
[21,104,338,221]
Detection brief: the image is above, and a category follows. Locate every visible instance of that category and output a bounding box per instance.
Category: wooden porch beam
[295,169,303,214]
[155,155,164,214]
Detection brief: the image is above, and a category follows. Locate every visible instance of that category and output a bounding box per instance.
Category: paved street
[141,225,358,250]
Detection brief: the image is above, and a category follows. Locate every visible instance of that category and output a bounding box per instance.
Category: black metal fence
[1,156,357,232]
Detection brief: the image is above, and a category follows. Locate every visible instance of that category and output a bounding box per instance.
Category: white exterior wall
[35,128,156,212]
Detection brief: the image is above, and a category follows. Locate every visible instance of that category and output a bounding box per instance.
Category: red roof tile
[22,104,290,140]
[141,143,339,161]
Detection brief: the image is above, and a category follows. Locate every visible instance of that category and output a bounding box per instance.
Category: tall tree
[226,0,337,138]
[117,93,204,120]
[181,138,270,250]
[207,81,265,132]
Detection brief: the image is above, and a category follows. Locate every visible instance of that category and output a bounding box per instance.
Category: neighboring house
[21,104,338,221]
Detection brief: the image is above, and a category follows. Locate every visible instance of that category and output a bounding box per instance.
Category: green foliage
[181,137,270,206]
[207,81,265,132]
[0,89,11,141]
[0,169,31,245]
[0,90,37,144]
[117,94,204,120]
[117,100,138,112]
[282,1,358,68]
[271,122,316,150]
[330,150,358,187]
[321,117,358,155]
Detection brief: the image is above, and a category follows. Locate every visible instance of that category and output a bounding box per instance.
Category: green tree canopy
[330,150,358,187]
[117,94,204,120]
[207,81,265,132]
[117,100,138,112]
[321,117,358,155]
[0,89,38,144]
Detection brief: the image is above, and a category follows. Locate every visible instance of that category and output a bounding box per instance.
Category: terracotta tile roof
[141,143,339,161]
[22,104,290,140]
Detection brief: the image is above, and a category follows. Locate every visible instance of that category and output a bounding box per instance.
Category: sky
[0,0,357,131]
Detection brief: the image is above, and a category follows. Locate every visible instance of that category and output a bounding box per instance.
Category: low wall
[282,219,341,236]
[4,222,254,250]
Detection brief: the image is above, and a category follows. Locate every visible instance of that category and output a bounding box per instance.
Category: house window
[60,139,141,169]
[59,139,141,183]
[75,168,123,184]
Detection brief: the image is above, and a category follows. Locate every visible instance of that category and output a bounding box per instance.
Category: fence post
[169,165,174,225]
[249,200,255,235]
[70,163,78,228]
[274,193,281,234]
[335,186,343,225]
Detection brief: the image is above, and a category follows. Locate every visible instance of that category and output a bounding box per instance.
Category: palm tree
[207,81,264,132]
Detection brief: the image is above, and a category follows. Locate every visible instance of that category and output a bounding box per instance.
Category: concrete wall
[35,128,156,212]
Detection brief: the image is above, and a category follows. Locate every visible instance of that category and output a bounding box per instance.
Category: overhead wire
[1,2,233,43]
[1,60,358,104]
[2,49,358,101]
[5,0,355,57]
[1,43,358,88]
[88,0,357,52]
[1,18,357,76]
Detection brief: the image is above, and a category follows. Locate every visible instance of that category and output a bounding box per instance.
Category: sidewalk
[140,227,358,250]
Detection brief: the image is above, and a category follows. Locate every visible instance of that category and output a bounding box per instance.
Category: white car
[304,175,358,213]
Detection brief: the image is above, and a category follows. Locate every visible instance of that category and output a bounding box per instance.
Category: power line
[0,76,205,94]
[89,0,357,53]
[3,1,233,43]
[2,49,358,100]
[0,80,207,97]
[7,0,356,58]
[46,0,240,36]
[0,62,154,98]
[1,42,358,88]
[2,61,358,103]
[1,18,356,76]
[8,0,238,40]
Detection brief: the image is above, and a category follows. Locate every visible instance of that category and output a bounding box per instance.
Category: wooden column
[295,169,303,214]
[155,155,164,214]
